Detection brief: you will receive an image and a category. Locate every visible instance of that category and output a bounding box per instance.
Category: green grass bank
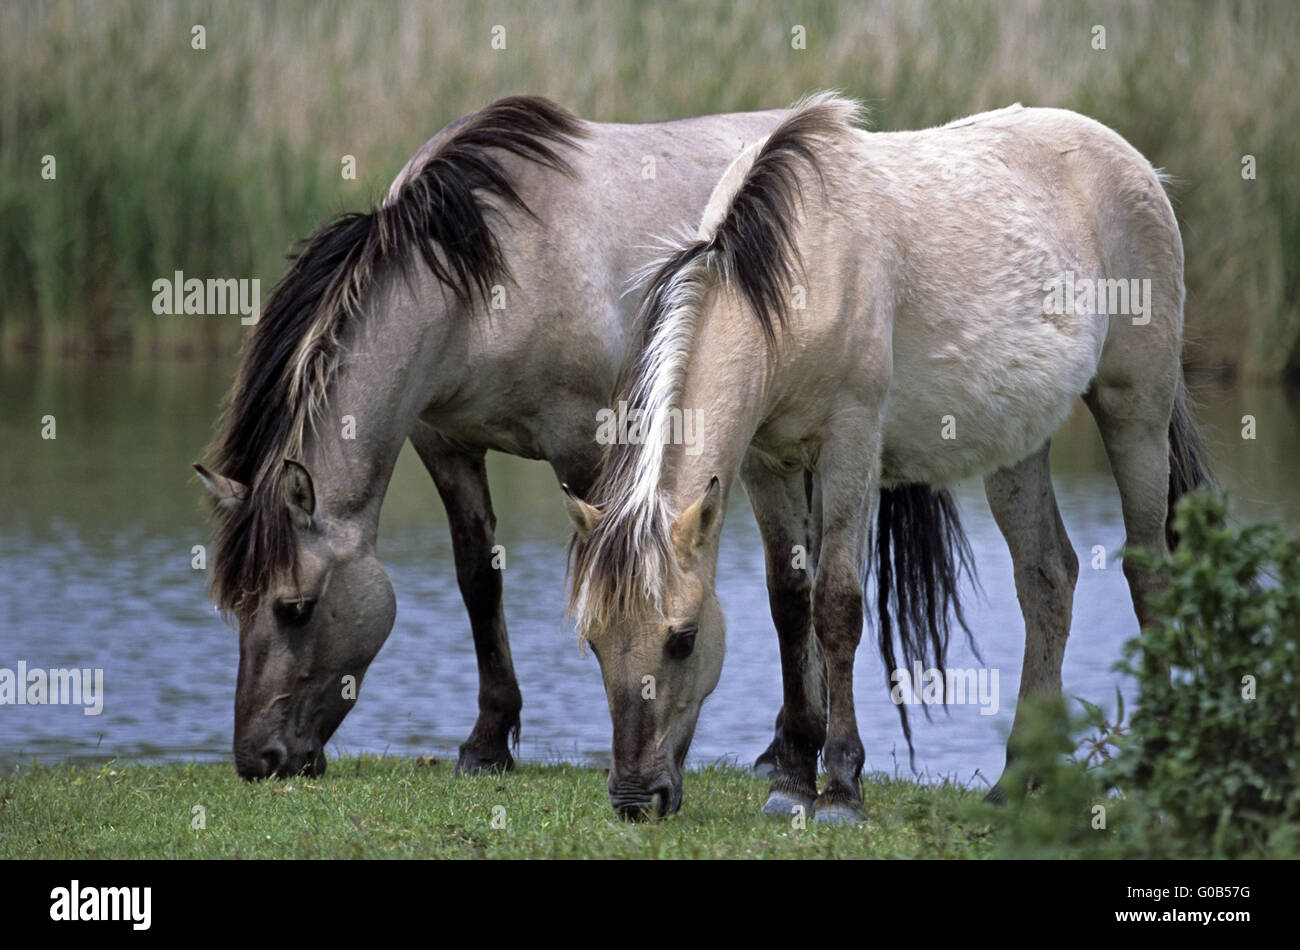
[0,758,995,859]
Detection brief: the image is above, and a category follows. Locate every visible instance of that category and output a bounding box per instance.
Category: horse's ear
[672,475,723,561]
[194,463,247,512]
[283,460,317,529]
[562,484,603,541]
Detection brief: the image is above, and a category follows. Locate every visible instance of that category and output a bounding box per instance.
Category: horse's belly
[878,311,1104,486]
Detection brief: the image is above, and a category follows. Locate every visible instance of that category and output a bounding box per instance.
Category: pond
[2,356,1297,789]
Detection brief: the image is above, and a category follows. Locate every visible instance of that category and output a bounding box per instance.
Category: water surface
[2,357,1296,790]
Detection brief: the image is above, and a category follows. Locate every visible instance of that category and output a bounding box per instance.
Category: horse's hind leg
[410,423,521,775]
[1084,372,1175,634]
[1084,167,1183,636]
[741,453,826,816]
[983,440,1079,801]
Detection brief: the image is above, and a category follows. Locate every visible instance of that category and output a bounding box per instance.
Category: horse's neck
[301,279,443,534]
[660,297,770,515]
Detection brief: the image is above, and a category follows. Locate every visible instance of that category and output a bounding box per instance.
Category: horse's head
[196,460,396,781]
[566,476,727,819]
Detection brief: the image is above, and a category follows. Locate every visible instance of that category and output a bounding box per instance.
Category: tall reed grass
[2,0,1296,378]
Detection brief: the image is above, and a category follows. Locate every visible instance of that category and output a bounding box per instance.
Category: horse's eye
[273,596,317,629]
[665,626,697,661]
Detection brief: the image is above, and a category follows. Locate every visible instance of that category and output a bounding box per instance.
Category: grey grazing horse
[565,94,1211,822]
[195,97,787,780]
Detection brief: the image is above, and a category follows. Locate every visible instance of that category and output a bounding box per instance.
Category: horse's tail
[873,484,979,769]
[1166,375,1215,548]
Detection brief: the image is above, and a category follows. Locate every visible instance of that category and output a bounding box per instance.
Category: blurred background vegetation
[2,0,1297,380]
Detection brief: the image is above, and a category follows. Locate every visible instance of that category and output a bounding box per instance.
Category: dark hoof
[760,789,814,818]
[455,747,514,776]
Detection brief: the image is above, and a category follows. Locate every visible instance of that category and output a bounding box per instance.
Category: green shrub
[983,492,1300,858]
[981,694,1131,859]
[1114,491,1300,857]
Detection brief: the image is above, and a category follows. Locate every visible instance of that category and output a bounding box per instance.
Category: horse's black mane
[203,96,584,621]
[568,95,855,636]
[631,98,842,360]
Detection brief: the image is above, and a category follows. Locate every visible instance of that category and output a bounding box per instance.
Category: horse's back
[391,100,786,460]
[813,107,1182,485]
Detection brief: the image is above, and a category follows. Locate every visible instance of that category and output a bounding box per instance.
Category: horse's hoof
[813,801,864,825]
[454,748,514,776]
[760,789,813,818]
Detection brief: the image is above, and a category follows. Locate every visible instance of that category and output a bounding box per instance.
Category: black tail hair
[1166,378,1215,548]
[873,484,980,769]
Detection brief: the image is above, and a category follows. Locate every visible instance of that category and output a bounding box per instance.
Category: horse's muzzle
[608,775,681,820]
[235,741,326,781]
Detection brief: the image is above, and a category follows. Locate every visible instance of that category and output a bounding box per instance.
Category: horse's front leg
[410,423,521,775]
[752,469,823,780]
[809,430,878,824]
[741,454,826,815]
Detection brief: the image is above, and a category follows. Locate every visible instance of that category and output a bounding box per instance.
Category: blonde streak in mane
[570,259,711,639]
[697,91,864,243]
[617,91,863,514]
[570,329,679,634]
[383,135,450,208]
[623,224,699,300]
[574,206,737,636]
[697,139,766,240]
[573,135,762,637]
[625,268,708,521]
[578,145,760,632]
[282,225,382,469]
[283,296,343,463]
[621,132,770,510]
[573,93,866,639]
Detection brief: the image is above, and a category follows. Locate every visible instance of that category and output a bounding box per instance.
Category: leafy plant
[978,694,1132,859]
[1113,491,1300,857]
[982,492,1300,858]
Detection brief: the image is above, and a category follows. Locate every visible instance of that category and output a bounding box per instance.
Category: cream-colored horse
[565,94,1209,822]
